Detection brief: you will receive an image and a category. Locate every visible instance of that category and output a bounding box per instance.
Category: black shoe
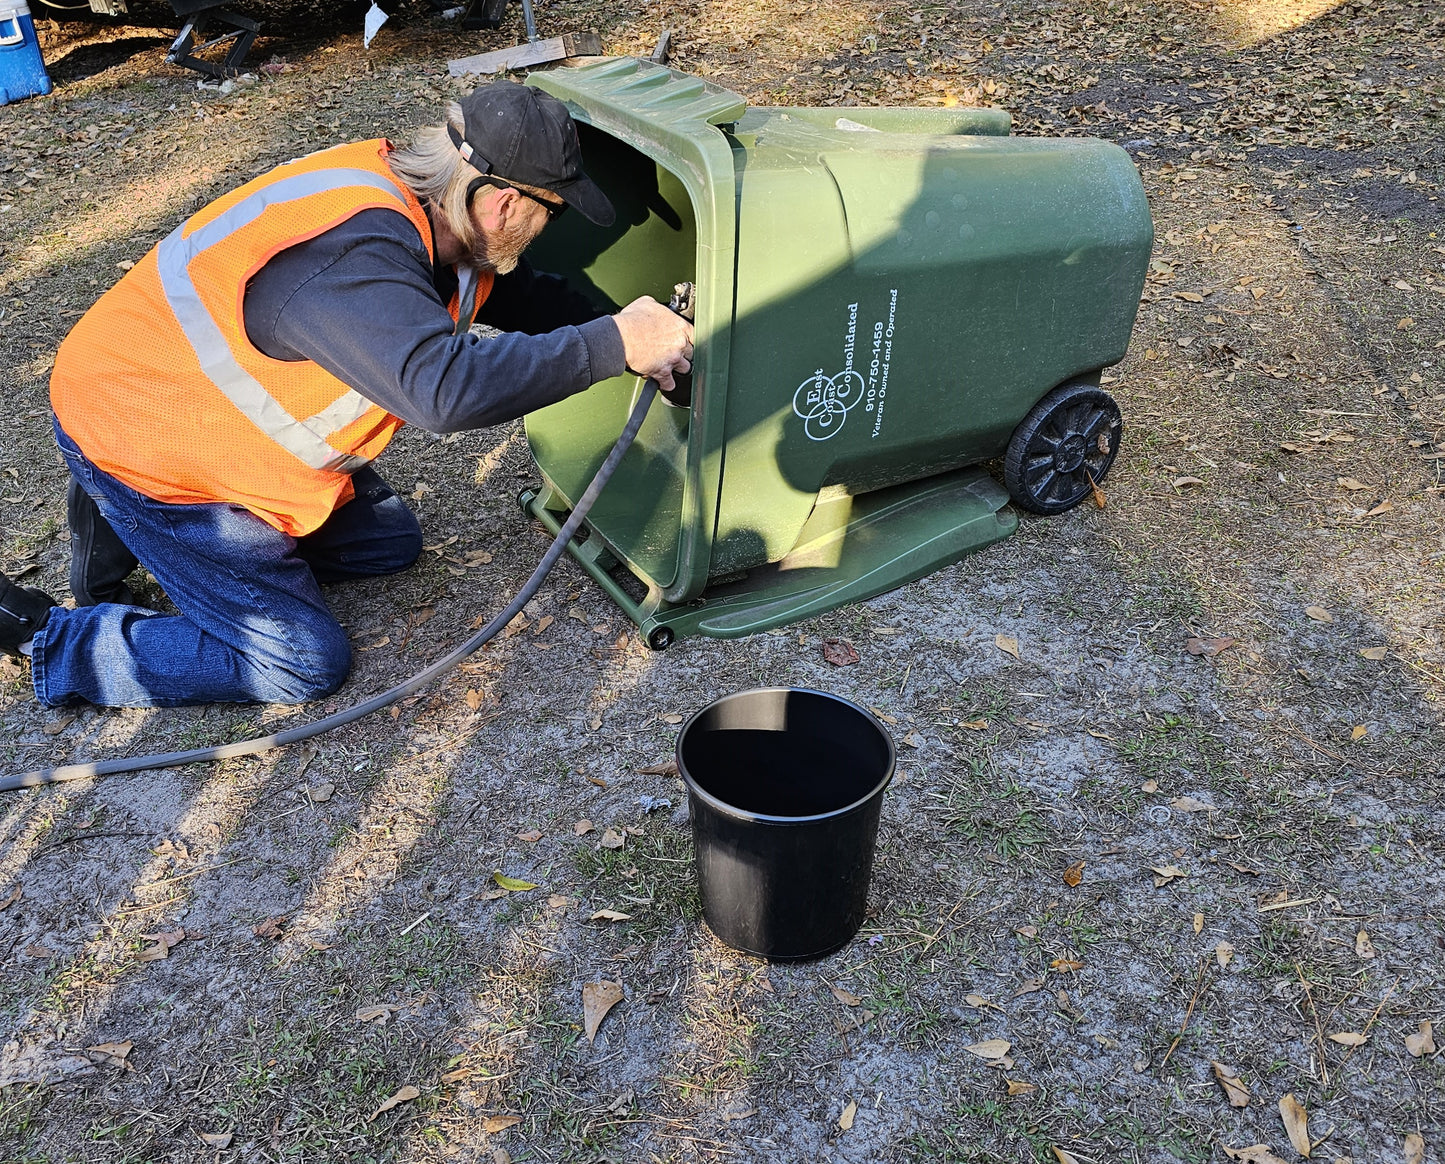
[67,479,138,607]
[0,573,57,659]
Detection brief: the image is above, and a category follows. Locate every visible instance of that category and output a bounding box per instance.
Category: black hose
[0,379,658,794]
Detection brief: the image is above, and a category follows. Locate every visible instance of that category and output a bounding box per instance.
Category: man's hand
[612,296,694,395]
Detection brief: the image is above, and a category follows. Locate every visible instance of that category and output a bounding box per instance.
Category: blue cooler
[0,2,51,106]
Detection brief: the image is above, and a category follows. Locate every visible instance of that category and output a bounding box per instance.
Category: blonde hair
[388,103,480,250]
[388,102,561,253]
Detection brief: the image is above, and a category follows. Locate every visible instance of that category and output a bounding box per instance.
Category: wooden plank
[448,31,601,77]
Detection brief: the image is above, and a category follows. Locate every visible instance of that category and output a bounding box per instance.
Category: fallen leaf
[533,614,554,635]
[965,1038,1012,1061]
[516,830,543,843]
[574,819,595,836]
[370,1084,420,1121]
[291,742,320,781]
[589,908,632,922]
[599,828,625,850]
[1211,1061,1250,1108]
[838,1099,857,1131]
[1304,605,1334,623]
[137,928,185,962]
[1186,636,1237,656]
[1062,860,1085,888]
[355,1004,399,1024]
[199,1132,234,1148]
[253,916,286,940]
[1151,865,1188,887]
[1327,1031,1367,1046]
[41,713,78,736]
[831,986,863,1007]
[995,634,1021,661]
[492,872,538,892]
[0,884,20,911]
[1005,1079,1038,1097]
[547,894,568,909]
[660,712,685,724]
[1170,796,1214,813]
[1279,1093,1311,1157]
[960,718,990,730]
[86,1040,134,1066]
[1172,475,1205,489]
[1336,477,1368,491]
[1223,1147,1289,1164]
[1404,1133,1425,1164]
[1359,646,1388,661]
[483,1114,522,1134]
[1350,725,1368,742]
[822,638,860,666]
[465,688,484,711]
[1405,1020,1435,1057]
[1012,978,1046,997]
[637,759,678,776]
[1050,958,1084,973]
[1193,912,1204,935]
[1216,940,1236,968]
[582,980,624,1042]
[1355,930,1376,959]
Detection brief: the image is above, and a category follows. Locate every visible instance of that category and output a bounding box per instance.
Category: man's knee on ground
[250,625,353,704]
[390,522,424,571]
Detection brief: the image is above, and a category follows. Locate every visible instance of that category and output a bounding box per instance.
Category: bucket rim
[675,686,896,825]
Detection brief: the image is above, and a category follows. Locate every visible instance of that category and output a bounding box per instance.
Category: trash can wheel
[1003,382,1122,515]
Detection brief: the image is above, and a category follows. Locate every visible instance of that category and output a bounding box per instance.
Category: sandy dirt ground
[0,0,1442,1160]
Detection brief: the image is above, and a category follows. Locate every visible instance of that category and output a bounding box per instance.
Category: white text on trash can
[791,291,899,442]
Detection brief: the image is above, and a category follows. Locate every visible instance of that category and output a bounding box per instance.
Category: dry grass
[1,0,1443,1160]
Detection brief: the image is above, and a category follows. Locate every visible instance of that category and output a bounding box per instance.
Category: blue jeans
[32,422,423,708]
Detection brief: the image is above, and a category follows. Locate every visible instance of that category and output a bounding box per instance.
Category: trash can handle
[0,17,24,46]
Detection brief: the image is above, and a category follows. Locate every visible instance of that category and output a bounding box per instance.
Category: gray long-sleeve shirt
[241,207,625,433]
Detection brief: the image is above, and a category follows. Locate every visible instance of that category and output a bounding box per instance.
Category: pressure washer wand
[0,376,663,794]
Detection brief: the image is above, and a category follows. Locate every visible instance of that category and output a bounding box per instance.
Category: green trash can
[519,58,1152,648]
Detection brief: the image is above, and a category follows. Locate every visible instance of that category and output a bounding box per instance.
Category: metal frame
[166,6,259,79]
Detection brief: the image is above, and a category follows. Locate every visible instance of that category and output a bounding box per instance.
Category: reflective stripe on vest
[155,167,412,474]
[455,264,481,335]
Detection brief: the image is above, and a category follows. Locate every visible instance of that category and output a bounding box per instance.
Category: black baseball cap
[450,82,615,226]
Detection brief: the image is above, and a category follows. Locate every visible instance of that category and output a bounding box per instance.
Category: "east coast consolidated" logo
[791,294,899,442]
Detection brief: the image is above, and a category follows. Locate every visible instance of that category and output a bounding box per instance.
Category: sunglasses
[466,175,568,222]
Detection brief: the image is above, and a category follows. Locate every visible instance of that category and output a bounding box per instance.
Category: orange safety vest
[51,140,493,537]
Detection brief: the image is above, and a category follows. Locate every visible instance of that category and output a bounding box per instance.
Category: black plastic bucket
[676,688,895,960]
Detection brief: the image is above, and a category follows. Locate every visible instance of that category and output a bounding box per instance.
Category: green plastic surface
[523,58,1152,642]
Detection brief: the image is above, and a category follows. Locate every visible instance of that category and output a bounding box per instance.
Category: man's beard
[470,216,534,276]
